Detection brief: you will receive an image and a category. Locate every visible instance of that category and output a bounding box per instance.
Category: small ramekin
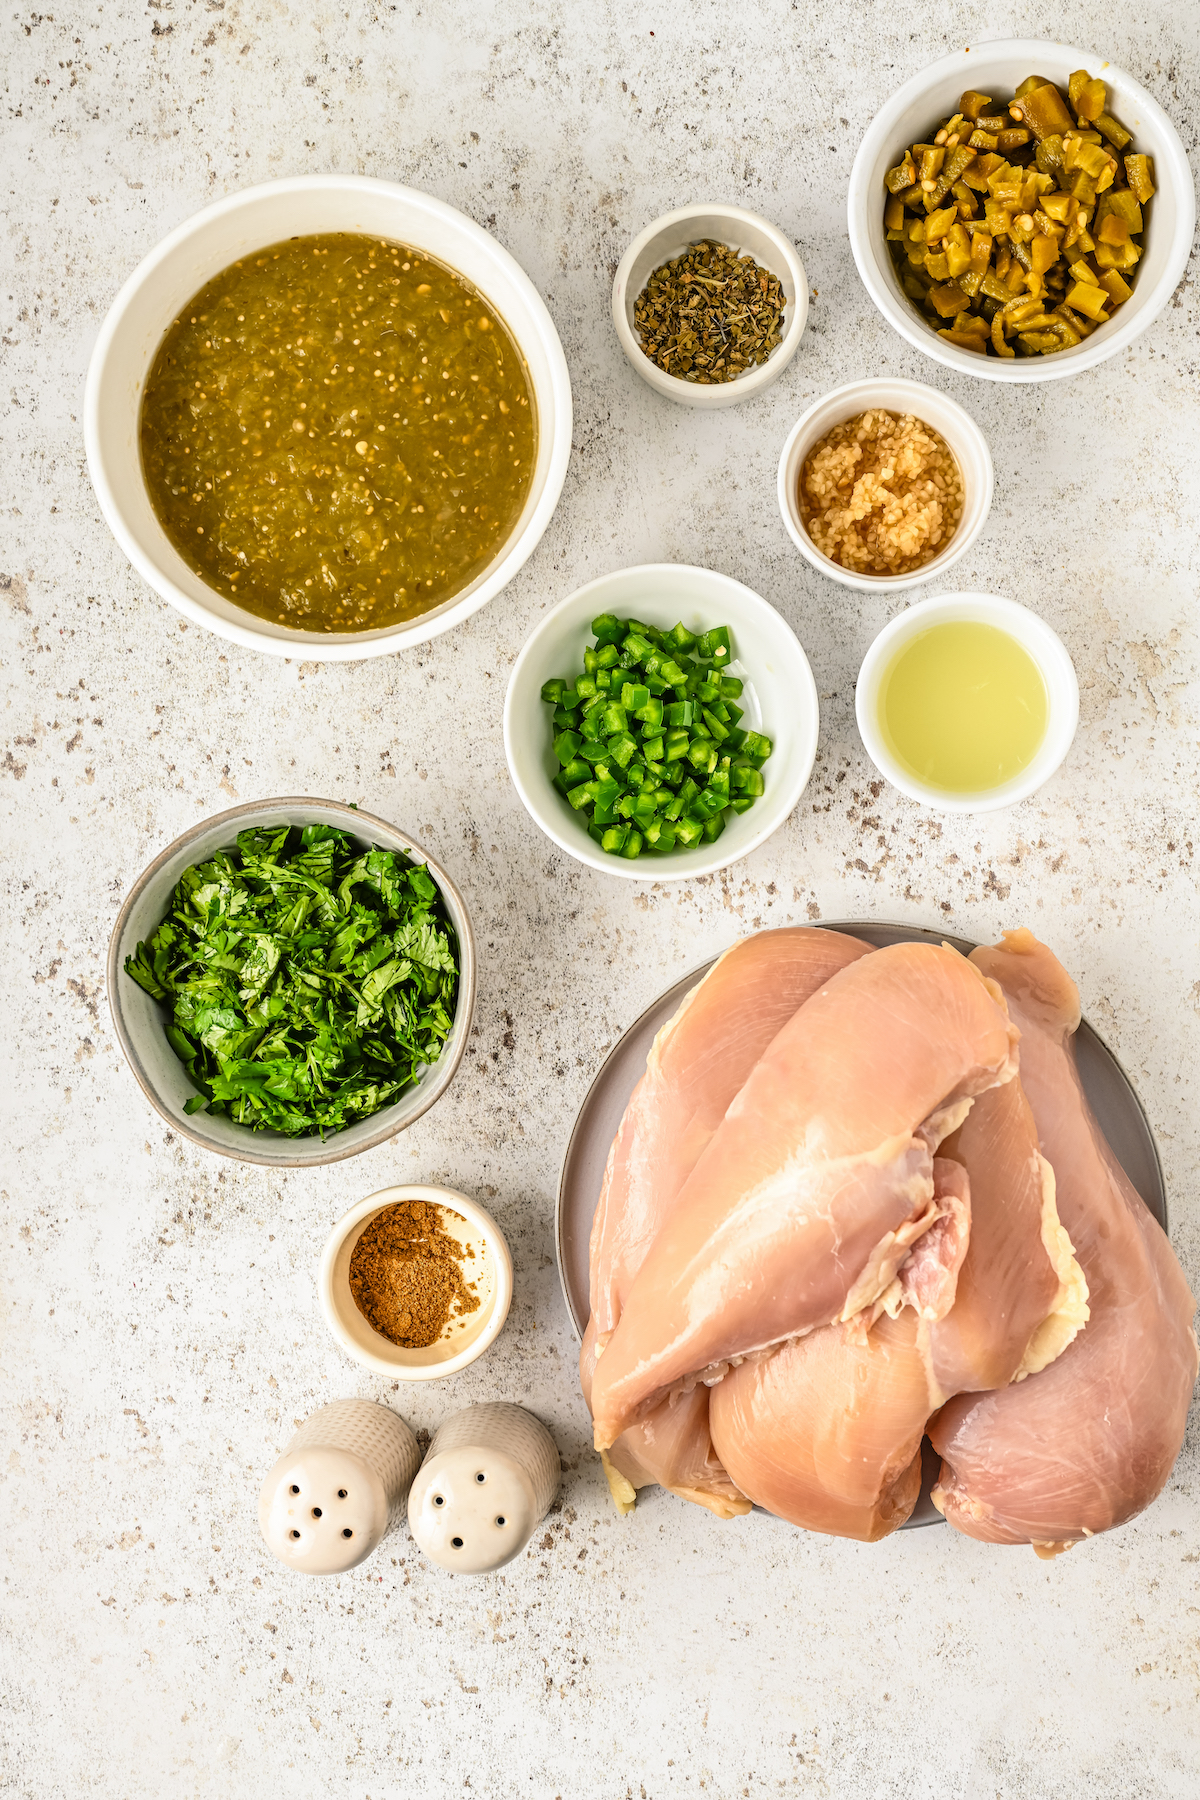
[612,204,808,408]
[855,591,1079,813]
[849,40,1194,384]
[777,378,993,593]
[107,799,476,1168]
[320,1185,513,1380]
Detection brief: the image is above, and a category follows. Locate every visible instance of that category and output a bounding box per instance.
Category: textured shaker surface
[409,1403,560,1574]
[259,1400,421,1573]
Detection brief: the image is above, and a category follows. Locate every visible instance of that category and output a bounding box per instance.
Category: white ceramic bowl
[85,174,572,659]
[855,591,1079,813]
[849,39,1195,383]
[504,563,819,880]
[611,204,808,408]
[107,799,476,1167]
[320,1185,513,1380]
[777,377,993,592]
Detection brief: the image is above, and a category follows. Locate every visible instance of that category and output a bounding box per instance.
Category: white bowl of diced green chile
[849,40,1194,381]
[503,564,819,881]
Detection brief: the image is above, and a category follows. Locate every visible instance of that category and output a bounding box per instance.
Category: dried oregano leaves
[632,240,787,384]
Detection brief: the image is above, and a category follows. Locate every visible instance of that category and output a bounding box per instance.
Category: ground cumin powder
[349,1201,481,1348]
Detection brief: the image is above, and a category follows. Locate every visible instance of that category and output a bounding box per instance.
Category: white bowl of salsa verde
[85,175,572,660]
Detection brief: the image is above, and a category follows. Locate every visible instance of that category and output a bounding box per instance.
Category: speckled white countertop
[3,3,1199,1795]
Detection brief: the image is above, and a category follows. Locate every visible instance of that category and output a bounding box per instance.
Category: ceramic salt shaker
[258,1399,421,1575]
[408,1402,559,1574]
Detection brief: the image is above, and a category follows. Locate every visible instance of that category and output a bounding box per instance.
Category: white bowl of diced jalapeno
[848,40,1194,381]
[503,564,819,880]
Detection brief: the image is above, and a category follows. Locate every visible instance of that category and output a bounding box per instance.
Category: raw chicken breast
[931,930,1198,1554]
[710,1314,927,1542]
[580,1317,749,1518]
[583,926,871,1516]
[591,942,1019,1451]
[587,926,872,1338]
[930,1074,1087,1399]
[709,1159,971,1540]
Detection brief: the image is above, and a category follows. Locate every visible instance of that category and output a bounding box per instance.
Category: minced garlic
[798,409,963,576]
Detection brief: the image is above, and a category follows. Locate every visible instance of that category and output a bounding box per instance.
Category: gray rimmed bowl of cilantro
[108,799,476,1167]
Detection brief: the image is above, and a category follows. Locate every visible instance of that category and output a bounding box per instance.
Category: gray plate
[556,921,1168,1528]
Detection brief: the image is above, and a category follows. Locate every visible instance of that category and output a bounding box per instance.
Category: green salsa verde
[139,233,537,633]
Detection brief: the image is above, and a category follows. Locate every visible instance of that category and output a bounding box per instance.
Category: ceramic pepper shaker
[408,1402,559,1574]
[258,1399,421,1574]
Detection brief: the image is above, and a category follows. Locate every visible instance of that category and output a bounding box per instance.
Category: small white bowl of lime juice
[855,592,1078,814]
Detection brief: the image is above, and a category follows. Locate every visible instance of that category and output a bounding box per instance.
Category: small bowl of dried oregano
[612,203,808,409]
[320,1184,514,1380]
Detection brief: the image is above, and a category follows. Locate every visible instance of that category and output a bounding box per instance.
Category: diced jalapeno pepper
[733,764,765,797]
[597,702,627,735]
[606,731,640,768]
[543,613,770,858]
[697,626,731,666]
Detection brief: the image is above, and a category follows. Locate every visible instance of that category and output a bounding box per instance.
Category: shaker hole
[337,1489,348,1499]
[451,1536,464,1549]
[311,1507,322,1519]
[342,1529,353,1539]
[433,1495,445,1507]
[290,1485,300,1495]
[290,1529,301,1540]
[495,1516,506,1527]
[475,1471,486,1484]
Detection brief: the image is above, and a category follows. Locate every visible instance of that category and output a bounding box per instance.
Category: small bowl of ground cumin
[320,1185,513,1379]
[777,377,993,591]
